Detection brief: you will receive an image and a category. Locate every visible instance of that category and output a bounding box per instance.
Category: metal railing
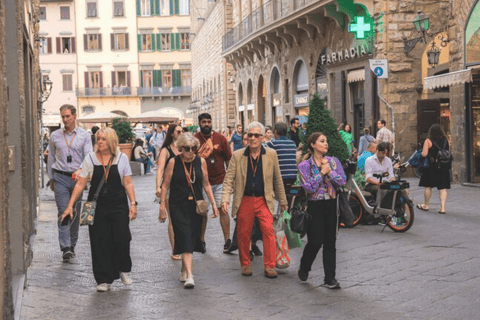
[222,0,313,52]
[137,86,192,96]
[76,87,137,97]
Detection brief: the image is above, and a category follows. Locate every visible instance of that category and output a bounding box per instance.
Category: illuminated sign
[320,42,373,65]
[294,93,309,108]
[349,15,374,39]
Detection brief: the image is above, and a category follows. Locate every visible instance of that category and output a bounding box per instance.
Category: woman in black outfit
[417,124,450,214]
[155,124,184,260]
[159,133,218,289]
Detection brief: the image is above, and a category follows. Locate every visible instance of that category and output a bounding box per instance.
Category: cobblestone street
[20,174,480,320]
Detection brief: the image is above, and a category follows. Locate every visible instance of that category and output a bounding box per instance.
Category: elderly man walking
[48,104,93,261]
[222,122,288,278]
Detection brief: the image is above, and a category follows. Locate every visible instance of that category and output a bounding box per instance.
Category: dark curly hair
[427,124,446,144]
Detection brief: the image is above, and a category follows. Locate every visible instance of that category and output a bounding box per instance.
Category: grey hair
[246,121,265,135]
[176,132,200,150]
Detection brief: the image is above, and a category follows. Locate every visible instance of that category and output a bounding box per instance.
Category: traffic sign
[369,59,389,79]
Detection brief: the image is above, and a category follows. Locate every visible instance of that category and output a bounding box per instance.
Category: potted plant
[112,117,134,160]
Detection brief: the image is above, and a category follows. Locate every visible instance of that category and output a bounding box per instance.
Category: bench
[130,161,145,176]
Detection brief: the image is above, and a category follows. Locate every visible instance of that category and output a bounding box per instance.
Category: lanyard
[98,153,114,182]
[181,157,195,188]
[63,130,77,150]
[249,153,260,177]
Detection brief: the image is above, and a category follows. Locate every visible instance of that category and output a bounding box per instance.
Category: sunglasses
[247,133,263,138]
[181,146,197,152]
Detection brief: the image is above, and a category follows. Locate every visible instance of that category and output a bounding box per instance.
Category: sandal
[171,254,182,260]
[438,211,446,214]
[416,204,429,211]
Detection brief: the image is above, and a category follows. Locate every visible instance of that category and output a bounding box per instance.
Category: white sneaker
[120,272,132,286]
[184,277,195,289]
[179,271,187,282]
[97,283,110,292]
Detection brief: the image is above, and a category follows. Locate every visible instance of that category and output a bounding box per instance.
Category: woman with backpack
[417,124,451,214]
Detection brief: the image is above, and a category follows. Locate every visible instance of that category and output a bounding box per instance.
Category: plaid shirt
[376,127,394,144]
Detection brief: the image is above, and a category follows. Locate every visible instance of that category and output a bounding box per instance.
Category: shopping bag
[274,217,290,269]
[282,211,302,249]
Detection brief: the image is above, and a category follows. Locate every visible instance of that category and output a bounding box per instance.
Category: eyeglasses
[175,130,183,134]
[247,133,263,138]
[181,146,197,152]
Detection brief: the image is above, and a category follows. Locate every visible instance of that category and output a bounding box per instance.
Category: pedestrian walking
[47,104,93,262]
[288,118,301,147]
[195,113,233,254]
[297,132,346,288]
[155,124,184,260]
[263,125,273,145]
[417,124,450,214]
[358,127,375,156]
[267,122,298,186]
[221,122,288,278]
[91,125,100,147]
[61,127,137,292]
[150,126,166,161]
[133,138,155,174]
[338,123,354,153]
[159,133,219,289]
[375,119,394,155]
[230,124,244,151]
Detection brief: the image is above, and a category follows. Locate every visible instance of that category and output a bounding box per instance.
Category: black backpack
[432,140,453,170]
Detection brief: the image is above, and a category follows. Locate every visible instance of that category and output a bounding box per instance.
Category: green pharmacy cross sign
[349,15,374,39]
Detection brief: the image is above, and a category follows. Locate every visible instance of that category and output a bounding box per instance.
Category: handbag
[330,179,355,228]
[140,153,148,161]
[289,205,311,238]
[281,211,302,249]
[408,150,429,169]
[183,158,208,216]
[79,155,113,226]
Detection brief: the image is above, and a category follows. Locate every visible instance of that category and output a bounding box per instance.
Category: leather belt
[53,169,74,177]
[244,194,264,198]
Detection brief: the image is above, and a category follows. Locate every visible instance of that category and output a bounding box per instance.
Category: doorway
[257,75,266,124]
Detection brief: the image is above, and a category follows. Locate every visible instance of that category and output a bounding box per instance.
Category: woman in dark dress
[155,124,184,260]
[62,128,137,292]
[417,124,450,214]
[159,132,218,289]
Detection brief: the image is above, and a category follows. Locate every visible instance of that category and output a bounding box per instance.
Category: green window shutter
[150,0,155,16]
[156,34,161,51]
[137,34,142,52]
[169,0,174,15]
[140,70,143,87]
[173,69,181,87]
[152,70,157,87]
[136,0,141,16]
[151,34,155,51]
[176,33,180,50]
[175,0,180,15]
[170,34,175,51]
[154,0,160,15]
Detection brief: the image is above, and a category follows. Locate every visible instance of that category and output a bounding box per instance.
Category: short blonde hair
[176,132,200,151]
[95,127,119,156]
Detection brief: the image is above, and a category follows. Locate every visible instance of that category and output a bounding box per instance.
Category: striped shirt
[267,136,297,181]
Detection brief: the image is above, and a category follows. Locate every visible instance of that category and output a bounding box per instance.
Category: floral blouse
[298,156,346,200]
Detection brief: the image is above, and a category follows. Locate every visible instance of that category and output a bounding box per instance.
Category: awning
[424,69,473,90]
[129,110,179,123]
[77,111,126,123]
[347,69,365,83]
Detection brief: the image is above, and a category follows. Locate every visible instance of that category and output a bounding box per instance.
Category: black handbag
[289,205,311,238]
[330,179,355,228]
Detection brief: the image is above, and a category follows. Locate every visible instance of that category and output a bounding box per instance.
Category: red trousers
[237,196,276,268]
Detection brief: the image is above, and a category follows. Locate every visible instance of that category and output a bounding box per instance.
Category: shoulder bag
[183,157,208,216]
[329,164,355,228]
[79,155,114,226]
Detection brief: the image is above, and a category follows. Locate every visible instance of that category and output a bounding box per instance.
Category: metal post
[377,78,395,154]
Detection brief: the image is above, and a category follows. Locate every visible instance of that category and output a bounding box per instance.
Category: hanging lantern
[413,10,430,32]
[427,41,440,67]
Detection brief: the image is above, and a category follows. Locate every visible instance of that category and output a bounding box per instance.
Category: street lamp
[413,11,429,34]
[38,75,53,188]
[427,41,441,67]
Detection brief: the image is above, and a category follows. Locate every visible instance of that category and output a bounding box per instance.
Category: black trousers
[300,199,338,282]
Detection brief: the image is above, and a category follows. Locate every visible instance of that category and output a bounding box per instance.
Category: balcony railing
[222,0,315,52]
[76,87,137,97]
[138,86,192,97]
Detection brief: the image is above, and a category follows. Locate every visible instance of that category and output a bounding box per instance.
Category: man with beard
[195,113,233,253]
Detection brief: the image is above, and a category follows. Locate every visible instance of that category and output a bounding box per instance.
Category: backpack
[432,140,453,170]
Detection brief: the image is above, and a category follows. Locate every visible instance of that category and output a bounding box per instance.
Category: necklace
[98,152,113,182]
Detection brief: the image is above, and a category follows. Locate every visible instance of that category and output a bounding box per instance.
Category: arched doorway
[270,67,281,124]
[246,79,254,124]
[257,75,266,124]
[293,59,309,119]
[238,83,244,128]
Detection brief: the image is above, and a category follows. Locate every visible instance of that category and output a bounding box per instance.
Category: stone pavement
[20,174,480,320]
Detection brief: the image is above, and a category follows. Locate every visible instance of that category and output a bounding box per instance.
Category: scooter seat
[361,190,372,197]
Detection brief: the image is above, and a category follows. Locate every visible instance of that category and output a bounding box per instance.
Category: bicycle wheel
[340,194,363,228]
[413,167,423,178]
[387,198,414,232]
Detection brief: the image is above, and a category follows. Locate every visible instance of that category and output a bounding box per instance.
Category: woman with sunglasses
[159,132,218,289]
[155,124,184,260]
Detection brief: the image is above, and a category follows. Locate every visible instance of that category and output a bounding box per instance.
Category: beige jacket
[221,146,288,218]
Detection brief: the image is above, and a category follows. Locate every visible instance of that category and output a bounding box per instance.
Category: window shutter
[173,69,180,87]
[137,34,142,52]
[158,70,162,86]
[99,71,103,88]
[71,37,76,53]
[151,34,156,51]
[169,0,174,15]
[175,33,180,50]
[111,33,115,50]
[140,70,143,87]
[56,37,61,53]
[112,71,116,87]
[156,34,161,51]
[150,0,155,16]
[136,0,141,16]
[170,34,175,51]
[84,72,89,88]
[175,0,179,15]
[154,0,160,15]
[125,33,129,50]
[84,34,88,51]
[153,70,158,87]
[127,71,131,87]
[98,34,102,51]
[47,38,52,53]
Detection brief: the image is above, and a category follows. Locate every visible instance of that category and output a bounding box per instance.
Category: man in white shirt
[150,125,166,161]
[364,142,395,200]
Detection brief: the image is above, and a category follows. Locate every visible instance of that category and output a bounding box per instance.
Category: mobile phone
[61,215,70,226]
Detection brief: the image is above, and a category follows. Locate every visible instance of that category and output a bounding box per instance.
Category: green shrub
[112,118,134,143]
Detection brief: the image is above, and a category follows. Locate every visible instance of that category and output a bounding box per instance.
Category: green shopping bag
[282,211,303,249]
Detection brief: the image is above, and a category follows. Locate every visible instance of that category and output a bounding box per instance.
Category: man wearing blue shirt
[267,122,298,186]
[357,142,377,173]
[230,124,244,151]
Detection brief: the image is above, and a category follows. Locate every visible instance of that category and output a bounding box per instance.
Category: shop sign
[321,43,373,65]
[276,106,283,116]
[238,105,245,112]
[247,104,254,110]
[272,93,281,106]
[369,59,389,79]
[294,93,309,108]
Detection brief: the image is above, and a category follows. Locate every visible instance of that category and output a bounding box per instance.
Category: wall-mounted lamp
[39,76,53,103]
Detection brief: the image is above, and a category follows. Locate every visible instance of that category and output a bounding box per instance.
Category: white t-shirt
[80,151,132,185]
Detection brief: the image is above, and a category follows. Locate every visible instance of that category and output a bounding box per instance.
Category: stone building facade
[0,0,41,317]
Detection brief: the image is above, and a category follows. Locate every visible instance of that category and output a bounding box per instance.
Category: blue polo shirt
[231,132,243,151]
[244,146,265,196]
[357,151,374,172]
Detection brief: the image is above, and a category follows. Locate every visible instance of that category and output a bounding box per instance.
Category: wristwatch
[132,201,138,206]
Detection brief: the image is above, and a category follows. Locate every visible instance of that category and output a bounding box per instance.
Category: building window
[142,70,153,87]
[87,2,97,18]
[180,33,190,50]
[60,37,72,53]
[141,34,153,51]
[39,6,47,20]
[112,33,128,50]
[161,33,170,51]
[85,34,102,51]
[83,106,94,115]
[62,74,73,91]
[39,38,49,54]
[181,69,191,87]
[141,0,151,16]
[89,71,102,88]
[60,6,70,20]
[160,0,170,16]
[162,69,172,88]
[113,1,124,17]
[179,0,189,15]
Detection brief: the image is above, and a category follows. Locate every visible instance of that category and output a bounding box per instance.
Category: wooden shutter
[71,37,76,53]
[174,0,179,15]
[158,70,162,86]
[98,34,102,50]
[56,37,61,53]
[84,34,88,51]
[84,72,89,88]
[111,33,115,50]
[125,33,129,50]
[173,69,180,87]
[47,37,52,54]
[136,0,141,16]
[112,71,116,87]
[154,0,160,15]
[170,34,175,51]
[151,34,155,51]
[127,71,131,87]
[99,71,103,88]
[169,0,174,15]
[140,70,143,87]
[175,33,180,50]
[137,34,142,52]
[150,0,155,16]
[156,34,161,51]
